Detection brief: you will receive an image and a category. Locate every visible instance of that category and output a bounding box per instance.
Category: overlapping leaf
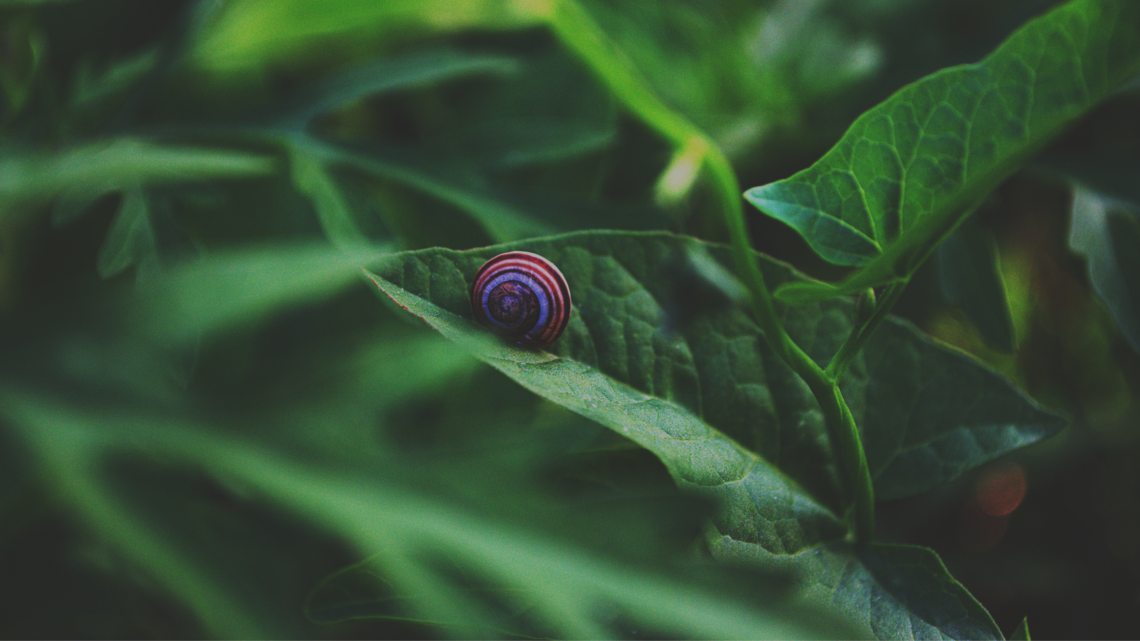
[844,317,1063,500]
[937,216,1017,353]
[711,538,1002,640]
[745,0,1140,304]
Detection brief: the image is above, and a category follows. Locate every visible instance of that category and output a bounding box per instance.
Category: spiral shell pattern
[470,251,571,348]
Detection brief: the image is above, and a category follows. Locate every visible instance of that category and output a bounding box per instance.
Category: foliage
[1,0,1138,638]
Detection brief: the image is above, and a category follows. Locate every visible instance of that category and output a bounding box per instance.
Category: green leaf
[63,49,160,134]
[191,0,544,74]
[5,138,274,224]
[447,51,618,169]
[366,231,1063,503]
[937,216,1016,352]
[0,396,268,638]
[303,546,853,639]
[1069,184,1140,353]
[287,139,371,249]
[745,0,1140,303]
[69,186,200,283]
[0,328,485,636]
[364,230,1063,635]
[274,50,519,128]
[369,261,847,553]
[96,187,155,279]
[1011,617,1031,640]
[852,315,1063,500]
[309,137,556,242]
[710,539,1002,640]
[137,243,389,342]
[0,11,43,121]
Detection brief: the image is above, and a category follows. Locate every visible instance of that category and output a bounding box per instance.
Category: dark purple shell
[470,251,571,348]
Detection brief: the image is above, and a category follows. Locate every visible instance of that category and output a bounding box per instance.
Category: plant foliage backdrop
[1,0,1139,638]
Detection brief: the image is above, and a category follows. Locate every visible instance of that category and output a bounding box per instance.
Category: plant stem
[825,282,907,381]
[545,0,694,145]
[546,0,876,542]
[827,382,876,542]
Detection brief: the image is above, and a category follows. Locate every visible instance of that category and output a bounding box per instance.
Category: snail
[470,251,571,348]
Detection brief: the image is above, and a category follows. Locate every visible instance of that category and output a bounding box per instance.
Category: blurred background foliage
[0,0,1137,638]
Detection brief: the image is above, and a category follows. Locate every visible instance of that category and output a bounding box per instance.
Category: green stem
[546,0,693,145]
[546,0,875,542]
[826,383,875,542]
[825,282,907,381]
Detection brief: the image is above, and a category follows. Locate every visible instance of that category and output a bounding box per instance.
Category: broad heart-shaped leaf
[849,317,1062,501]
[745,0,1140,304]
[365,230,1062,638]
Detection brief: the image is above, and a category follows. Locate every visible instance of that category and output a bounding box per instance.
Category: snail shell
[470,251,571,348]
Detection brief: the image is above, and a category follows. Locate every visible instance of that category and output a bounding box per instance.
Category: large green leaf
[369,261,846,551]
[365,230,1062,636]
[846,317,1063,500]
[744,0,1140,304]
[367,231,1063,503]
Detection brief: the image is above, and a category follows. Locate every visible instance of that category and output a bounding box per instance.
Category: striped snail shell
[470,251,571,349]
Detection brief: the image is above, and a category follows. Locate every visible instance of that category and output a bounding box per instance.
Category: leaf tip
[1011,616,1030,641]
